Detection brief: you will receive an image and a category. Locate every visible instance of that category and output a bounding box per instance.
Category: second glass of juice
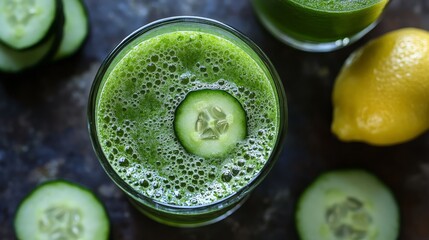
[88,16,287,227]
[252,0,389,52]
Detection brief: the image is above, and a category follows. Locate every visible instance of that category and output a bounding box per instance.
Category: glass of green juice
[88,16,287,227]
[252,0,389,52]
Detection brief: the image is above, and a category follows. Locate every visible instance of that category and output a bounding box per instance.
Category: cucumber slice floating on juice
[54,0,89,60]
[0,0,61,50]
[296,170,399,240]
[14,180,110,240]
[174,89,247,158]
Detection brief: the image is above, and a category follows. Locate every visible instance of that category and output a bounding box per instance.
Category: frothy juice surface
[291,0,382,11]
[252,0,388,42]
[96,30,280,206]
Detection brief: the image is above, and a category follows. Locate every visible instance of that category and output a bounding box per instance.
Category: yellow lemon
[332,28,429,145]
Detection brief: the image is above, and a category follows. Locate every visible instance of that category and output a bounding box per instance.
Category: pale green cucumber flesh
[0,33,57,73]
[174,89,247,158]
[0,0,58,49]
[296,170,399,240]
[14,180,110,240]
[54,0,89,60]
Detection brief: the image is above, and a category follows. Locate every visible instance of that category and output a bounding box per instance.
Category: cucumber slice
[296,170,399,240]
[0,32,59,73]
[0,0,60,50]
[54,0,89,60]
[14,180,110,240]
[174,89,247,158]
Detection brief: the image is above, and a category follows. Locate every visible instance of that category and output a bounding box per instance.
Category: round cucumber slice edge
[14,180,110,240]
[296,169,399,240]
[174,89,247,158]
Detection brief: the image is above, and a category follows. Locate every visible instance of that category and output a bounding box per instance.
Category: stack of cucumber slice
[0,0,89,73]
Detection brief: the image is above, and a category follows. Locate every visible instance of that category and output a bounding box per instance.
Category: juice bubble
[147,63,156,72]
[125,146,133,154]
[221,170,233,182]
[118,157,128,166]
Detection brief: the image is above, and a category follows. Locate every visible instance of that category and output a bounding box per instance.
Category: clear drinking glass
[88,16,287,227]
[252,0,390,52]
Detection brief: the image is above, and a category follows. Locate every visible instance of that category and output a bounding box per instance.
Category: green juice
[90,18,286,226]
[252,0,389,51]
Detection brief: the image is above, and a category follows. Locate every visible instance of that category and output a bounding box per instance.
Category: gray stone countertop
[1,0,429,239]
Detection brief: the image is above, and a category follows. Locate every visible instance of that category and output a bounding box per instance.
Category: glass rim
[87,16,287,213]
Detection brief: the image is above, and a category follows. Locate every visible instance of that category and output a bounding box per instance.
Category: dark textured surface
[1,0,429,239]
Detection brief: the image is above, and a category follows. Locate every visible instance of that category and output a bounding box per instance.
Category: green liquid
[96,30,280,206]
[252,0,388,42]
[291,0,382,11]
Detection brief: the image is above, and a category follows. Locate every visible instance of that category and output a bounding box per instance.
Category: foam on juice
[291,0,382,11]
[97,31,279,206]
